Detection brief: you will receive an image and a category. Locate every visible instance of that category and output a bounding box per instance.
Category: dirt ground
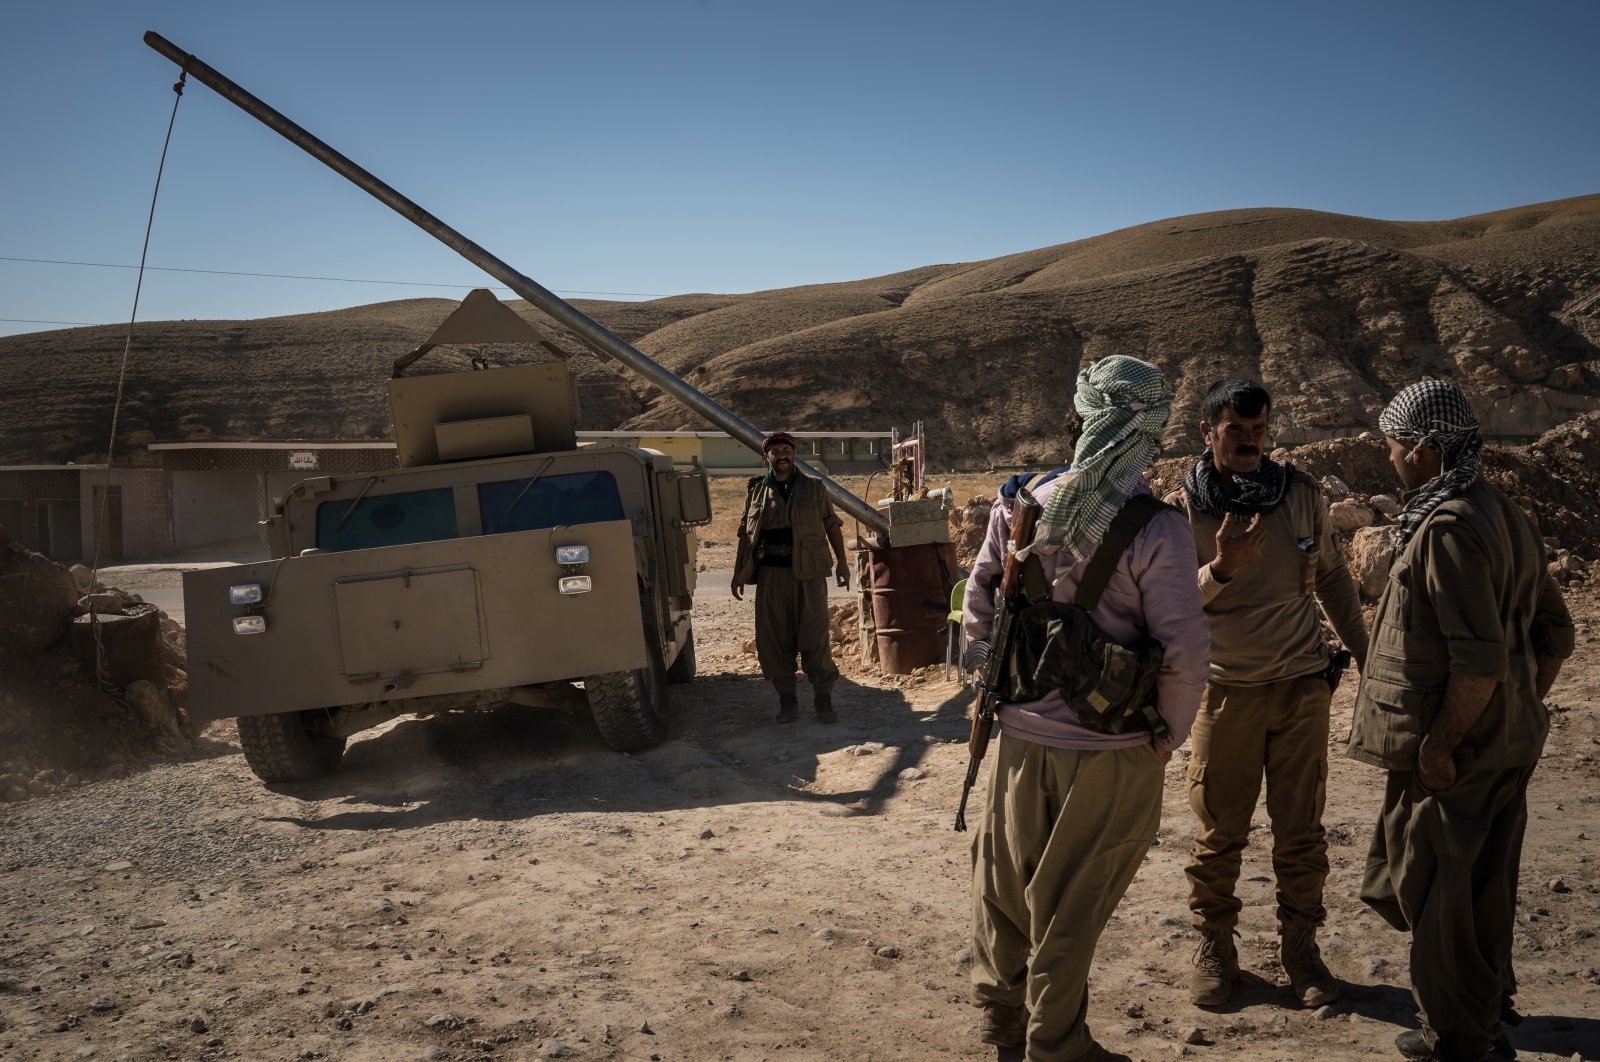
[1,546,1597,1062]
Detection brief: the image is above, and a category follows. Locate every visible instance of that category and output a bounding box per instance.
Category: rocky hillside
[2,195,1596,468]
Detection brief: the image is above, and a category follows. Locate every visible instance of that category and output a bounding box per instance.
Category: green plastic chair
[945,577,968,683]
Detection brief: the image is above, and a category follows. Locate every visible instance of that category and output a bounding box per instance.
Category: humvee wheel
[666,626,696,684]
[586,654,670,752]
[237,709,347,783]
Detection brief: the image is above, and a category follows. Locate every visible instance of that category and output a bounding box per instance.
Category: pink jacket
[962,481,1210,752]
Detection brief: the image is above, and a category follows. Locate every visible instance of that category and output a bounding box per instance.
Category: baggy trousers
[754,565,838,697]
[1184,674,1330,931]
[971,733,1163,1062]
[1360,764,1533,1057]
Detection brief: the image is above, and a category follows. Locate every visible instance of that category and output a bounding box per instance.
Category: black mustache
[1234,447,1261,456]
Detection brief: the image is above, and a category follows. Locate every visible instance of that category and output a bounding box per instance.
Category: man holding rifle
[961,355,1209,1060]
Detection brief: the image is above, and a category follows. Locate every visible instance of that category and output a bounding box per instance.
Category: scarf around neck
[1181,455,1291,519]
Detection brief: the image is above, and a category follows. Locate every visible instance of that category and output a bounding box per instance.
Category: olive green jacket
[735,471,842,584]
[1347,480,1574,772]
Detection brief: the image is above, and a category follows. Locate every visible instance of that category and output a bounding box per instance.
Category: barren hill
[2,196,1596,468]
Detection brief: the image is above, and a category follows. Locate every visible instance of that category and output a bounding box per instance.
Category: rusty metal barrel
[867,542,957,674]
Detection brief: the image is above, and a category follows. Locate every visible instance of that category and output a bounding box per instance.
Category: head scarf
[1181,454,1291,518]
[1377,379,1483,549]
[1034,355,1173,560]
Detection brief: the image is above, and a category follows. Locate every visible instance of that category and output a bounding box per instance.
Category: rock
[423,1014,464,1030]
[89,997,116,1012]
[1184,1026,1208,1045]
[5,785,32,803]
[731,969,751,981]
[77,591,129,615]
[1270,447,1290,463]
[1359,431,1378,441]
[131,914,167,930]
[898,767,926,782]
[1329,500,1375,532]
[1314,1003,1338,1019]
[875,945,900,959]
[540,1038,580,1056]
[1548,878,1570,893]
[0,546,79,652]
[698,828,715,840]
[1347,526,1396,601]
[1321,475,1351,501]
[1369,493,1401,517]
[68,564,95,593]
[189,1017,208,1034]
[102,860,134,873]
[125,680,183,739]
[1550,554,1584,584]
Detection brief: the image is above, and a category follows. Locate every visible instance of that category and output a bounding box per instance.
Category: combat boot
[1280,924,1340,1007]
[1190,927,1238,1006]
[1396,1027,1505,1061]
[775,693,799,724]
[977,1001,1025,1048]
[814,692,836,723]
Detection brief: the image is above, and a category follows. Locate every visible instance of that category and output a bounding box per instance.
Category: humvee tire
[237,709,347,783]
[666,626,696,684]
[586,654,669,752]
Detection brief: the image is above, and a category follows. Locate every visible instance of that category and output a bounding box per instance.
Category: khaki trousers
[971,734,1163,1062]
[754,565,838,697]
[1360,765,1532,1058]
[1184,674,1330,931]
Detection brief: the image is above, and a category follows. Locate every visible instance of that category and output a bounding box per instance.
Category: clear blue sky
[3,0,1596,338]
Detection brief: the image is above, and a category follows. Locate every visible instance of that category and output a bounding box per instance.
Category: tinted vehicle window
[479,471,625,533]
[316,488,458,552]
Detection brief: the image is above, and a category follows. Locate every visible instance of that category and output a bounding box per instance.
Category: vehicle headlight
[228,584,264,605]
[232,615,268,635]
[555,545,590,566]
[558,575,592,595]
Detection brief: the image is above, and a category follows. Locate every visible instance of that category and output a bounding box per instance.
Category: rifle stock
[954,488,1043,831]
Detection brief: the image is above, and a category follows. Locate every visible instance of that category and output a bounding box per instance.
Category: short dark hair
[1201,378,1270,423]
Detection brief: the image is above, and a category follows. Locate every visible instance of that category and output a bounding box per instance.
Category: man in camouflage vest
[733,432,851,723]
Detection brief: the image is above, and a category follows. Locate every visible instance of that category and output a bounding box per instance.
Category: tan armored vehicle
[183,292,710,782]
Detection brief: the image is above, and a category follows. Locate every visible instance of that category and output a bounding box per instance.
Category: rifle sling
[1021,493,1176,612]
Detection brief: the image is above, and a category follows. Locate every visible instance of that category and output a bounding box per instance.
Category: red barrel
[868,542,957,674]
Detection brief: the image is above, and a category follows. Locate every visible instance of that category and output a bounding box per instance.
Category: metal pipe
[141,31,891,535]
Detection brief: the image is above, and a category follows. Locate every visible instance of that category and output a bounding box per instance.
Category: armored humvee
[182,291,710,783]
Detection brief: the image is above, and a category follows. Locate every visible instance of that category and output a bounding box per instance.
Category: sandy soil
[1,574,1596,1062]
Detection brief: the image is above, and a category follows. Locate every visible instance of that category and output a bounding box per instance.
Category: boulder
[68,564,96,594]
[1270,447,1291,464]
[0,545,80,652]
[1321,475,1351,501]
[1348,526,1396,601]
[1330,500,1376,532]
[1369,494,1402,517]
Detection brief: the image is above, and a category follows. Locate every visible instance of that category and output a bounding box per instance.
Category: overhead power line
[0,256,668,298]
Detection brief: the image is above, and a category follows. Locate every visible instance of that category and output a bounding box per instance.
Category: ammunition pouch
[1000,493,1177,739]
[1004,601,1167,737]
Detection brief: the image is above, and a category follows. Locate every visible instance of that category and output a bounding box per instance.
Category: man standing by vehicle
[732,432,851,724]
[963,356,1209,1060]
[1350,380,1571,1062]
[1166,379,1369,1008]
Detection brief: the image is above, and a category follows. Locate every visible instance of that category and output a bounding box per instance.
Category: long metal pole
[141,31,890,536]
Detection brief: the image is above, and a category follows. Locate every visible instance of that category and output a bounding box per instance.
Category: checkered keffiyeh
[1034,355,1173,560]
[1378,379,1483,549]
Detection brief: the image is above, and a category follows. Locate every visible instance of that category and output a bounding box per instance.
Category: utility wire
[0,256,667,298]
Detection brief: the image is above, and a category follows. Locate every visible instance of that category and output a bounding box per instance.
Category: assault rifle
[954,487,1042,831]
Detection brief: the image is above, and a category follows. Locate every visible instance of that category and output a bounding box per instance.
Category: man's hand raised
[1212,511,1265,582]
